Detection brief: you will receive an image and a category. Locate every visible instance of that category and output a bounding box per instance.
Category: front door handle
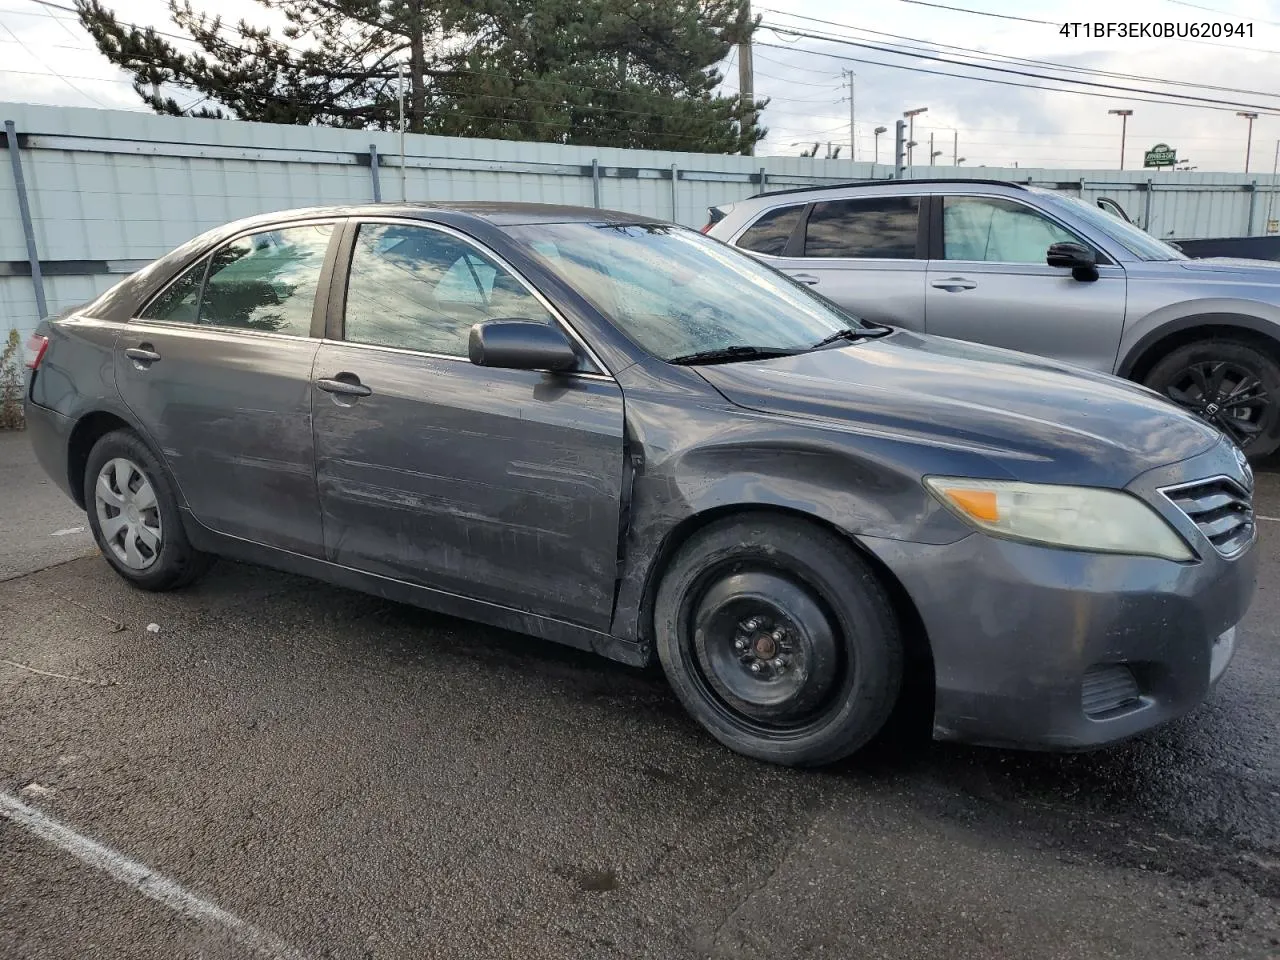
[315,376,372,398]
[125,345,161,364]
[930,277,978,292]
[787,273,820,285]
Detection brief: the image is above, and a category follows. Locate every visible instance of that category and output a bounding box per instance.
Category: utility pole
[929,132,934,168]
[842,69,856,161]
[1238,111,1259,173]
[953,130,958,165]
[1267,140,1279,233]
[1108,109,1132,170]
[398,60,406,201]
[873,126,887,166]
[738,0,755,156]
[894,119,906,179]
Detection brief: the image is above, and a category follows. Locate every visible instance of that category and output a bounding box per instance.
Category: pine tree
[73,0,765,153]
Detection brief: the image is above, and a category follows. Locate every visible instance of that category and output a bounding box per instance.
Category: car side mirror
[468,319,579,372]
[1046,242,1099,282]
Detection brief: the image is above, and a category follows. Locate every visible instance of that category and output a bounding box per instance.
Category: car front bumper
[860,439,1259,751]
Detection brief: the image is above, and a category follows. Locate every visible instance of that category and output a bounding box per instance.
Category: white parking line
[1259,515,1280,523]
[0,793,306,960]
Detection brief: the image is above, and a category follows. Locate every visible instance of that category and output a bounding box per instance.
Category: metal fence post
[591,159,601,208]
[1247,180,1258,235]
[759,166,767,193]
[368,144,382,202]
[4,120,48,320]
[1143,178,1153,230]
[670,162,679,222]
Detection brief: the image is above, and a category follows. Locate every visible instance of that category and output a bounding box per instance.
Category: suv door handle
[787,273,820,285]
[125,345,161,364]
[930,277,978,292]
[315,376,372,398]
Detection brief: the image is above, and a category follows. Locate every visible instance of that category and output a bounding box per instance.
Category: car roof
[207,201,657,236]
[745,178,1030,201]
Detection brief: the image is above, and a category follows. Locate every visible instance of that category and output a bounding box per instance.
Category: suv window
[139,259,206,323]
[943,197,1083,263]
[197,224,333,335]
[803,196,920,259]
[344,223,554,356]
[735,205,805,256]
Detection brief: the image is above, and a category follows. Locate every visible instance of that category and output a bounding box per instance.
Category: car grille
[1161,477,1254,557]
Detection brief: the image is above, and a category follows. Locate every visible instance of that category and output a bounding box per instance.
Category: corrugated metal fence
[5,101,1280,340]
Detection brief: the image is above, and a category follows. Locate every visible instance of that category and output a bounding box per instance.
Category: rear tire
[84,429,213,591]
[654,515,903,767]
[1142,338,1280,459]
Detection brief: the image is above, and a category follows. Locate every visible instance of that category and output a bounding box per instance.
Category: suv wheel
[1142,339,1280,459]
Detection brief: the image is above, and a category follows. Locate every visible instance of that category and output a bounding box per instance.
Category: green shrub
[0,328,26,430]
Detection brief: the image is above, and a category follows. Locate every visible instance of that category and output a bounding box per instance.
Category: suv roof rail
[750,177,1029,200]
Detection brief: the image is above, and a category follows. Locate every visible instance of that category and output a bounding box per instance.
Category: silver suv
[706,179,1280,458]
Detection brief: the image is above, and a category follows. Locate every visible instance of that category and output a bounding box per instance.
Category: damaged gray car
[24,203,1257,766]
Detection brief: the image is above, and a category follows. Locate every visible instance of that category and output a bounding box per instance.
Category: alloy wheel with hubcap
[1162,360,1274,450]
[94,456,163,570]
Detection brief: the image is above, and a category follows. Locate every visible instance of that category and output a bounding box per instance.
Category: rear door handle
[930,277,978,292]
[125,345,161,364]
[787,273,820,285]
[315,376,372,398]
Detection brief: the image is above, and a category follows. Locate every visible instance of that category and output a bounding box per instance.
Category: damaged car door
[310,219,627,628]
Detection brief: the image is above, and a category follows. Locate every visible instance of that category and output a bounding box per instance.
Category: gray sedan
[24,203,1257,766]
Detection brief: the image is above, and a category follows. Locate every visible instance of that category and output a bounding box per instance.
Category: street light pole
[1238,111,1259,173]
[903,107,928,173]
[1108,109,1132,170]
[873,126,887,166]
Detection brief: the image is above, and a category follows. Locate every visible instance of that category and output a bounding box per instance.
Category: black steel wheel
[1143,339,1280,458]
[654,515,903,767]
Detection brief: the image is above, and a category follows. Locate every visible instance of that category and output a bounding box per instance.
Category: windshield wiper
[810,325,894,349]
[667,345,800,366]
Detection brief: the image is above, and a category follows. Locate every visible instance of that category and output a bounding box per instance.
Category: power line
[758,8,1280,100]
[867,0,1280,56]
[757,30,1280,116]
[0,18,109,104]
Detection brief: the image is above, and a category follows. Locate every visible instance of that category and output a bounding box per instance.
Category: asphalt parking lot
[1,428,1278,960]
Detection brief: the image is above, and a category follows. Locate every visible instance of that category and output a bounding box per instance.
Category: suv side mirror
[1046,242,1099,282]
[468,319,579,372]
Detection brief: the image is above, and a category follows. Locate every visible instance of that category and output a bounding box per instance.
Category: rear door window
[803,196,921,259]
[196,223,334,335]
[735,205,805,257]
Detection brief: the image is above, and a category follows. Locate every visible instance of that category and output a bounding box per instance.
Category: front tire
[84,429,213,591]
[654,515,903,767]
[1142,338,1280,459]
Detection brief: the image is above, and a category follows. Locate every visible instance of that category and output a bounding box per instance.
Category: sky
[1,0,1279,172]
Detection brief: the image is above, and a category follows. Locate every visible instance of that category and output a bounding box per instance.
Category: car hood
[695,331,1223,486]
[1175,257,1280,279]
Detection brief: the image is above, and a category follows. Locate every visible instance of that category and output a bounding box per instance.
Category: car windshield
[504,222,863,361]
[1052,195,1188,261]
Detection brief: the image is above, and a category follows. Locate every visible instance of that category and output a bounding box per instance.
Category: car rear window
[803,196,921,259]
[735,205,805,257]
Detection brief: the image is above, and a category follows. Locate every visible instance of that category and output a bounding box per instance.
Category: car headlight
[924,477,1194,562]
